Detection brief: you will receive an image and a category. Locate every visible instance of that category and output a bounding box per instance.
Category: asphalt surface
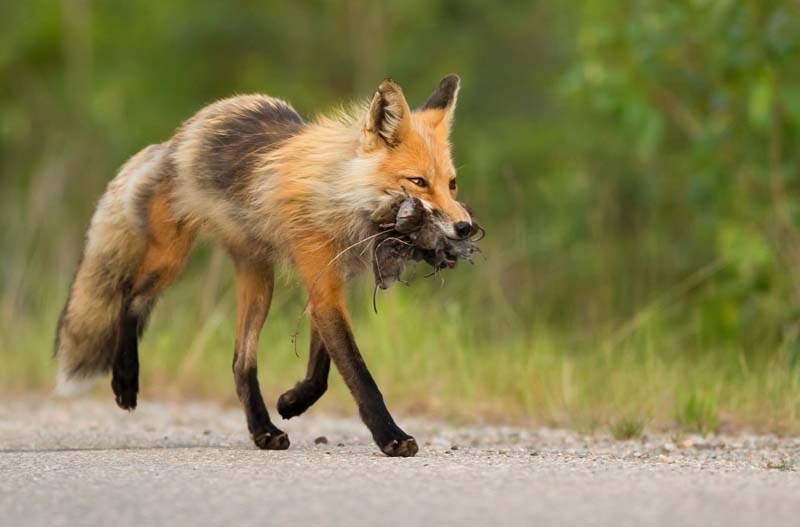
[1,397,799,527]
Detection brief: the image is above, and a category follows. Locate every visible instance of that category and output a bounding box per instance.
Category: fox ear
[419,74,460,131]
[363,78,411,149]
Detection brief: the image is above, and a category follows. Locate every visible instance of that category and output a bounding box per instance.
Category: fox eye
[449,178,457,190]
[407,177,428,188]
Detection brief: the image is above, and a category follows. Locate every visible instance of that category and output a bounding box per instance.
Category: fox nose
[454,221,472,239]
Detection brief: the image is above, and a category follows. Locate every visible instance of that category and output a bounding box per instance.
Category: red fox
[55,75,472,457]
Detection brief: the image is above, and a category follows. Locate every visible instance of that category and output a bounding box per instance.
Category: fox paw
[277,381,325,420]
[111,376,137,411]
[381,437,418,457]
[276,390,302,419]
[114,391,137,411]
[253,431,290,450]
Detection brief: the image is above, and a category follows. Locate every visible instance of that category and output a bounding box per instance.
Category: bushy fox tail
[54,144,169,398]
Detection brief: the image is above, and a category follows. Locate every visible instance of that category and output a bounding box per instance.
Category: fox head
[360,75,473,240]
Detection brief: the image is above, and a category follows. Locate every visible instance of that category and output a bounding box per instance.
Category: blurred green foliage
[2,0,800,430]
[566,0,800,349]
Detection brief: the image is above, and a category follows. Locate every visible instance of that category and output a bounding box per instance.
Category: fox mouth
[369,194,484,291]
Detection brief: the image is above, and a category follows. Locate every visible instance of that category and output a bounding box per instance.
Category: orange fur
[132,184,195,297]
[375,115,470,227]
[291,235,348,313]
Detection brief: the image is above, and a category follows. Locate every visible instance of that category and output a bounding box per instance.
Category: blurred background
[2,0,800,434]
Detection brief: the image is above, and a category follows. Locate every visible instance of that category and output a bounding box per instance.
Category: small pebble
[314,436,329,445]
[766,460,788,470]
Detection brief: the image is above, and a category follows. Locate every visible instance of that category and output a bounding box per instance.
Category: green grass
[609,417,646,440]
[674,389,721,435]
[2,251,800,434]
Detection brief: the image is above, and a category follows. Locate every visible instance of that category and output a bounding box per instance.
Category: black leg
[277,325,331,419]
[111,300,139,411]
[233,362,288,449]
[314,308,417,457]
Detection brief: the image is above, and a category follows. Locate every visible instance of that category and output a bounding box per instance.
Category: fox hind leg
[110,294,142,410]
[230,252,289,450]
[111,186,195,410]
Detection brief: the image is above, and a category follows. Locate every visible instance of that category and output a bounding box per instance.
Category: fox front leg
[293,240,418,457]
[312,307,418,457]
[277,324,331,419]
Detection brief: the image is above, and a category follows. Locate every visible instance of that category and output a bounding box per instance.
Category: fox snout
[446,202,473,239]
[432,206,472,239]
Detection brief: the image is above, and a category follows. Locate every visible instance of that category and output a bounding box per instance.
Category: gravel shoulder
[1,397,799,527]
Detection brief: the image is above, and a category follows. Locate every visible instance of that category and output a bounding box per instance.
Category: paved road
[1,398,798,527]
